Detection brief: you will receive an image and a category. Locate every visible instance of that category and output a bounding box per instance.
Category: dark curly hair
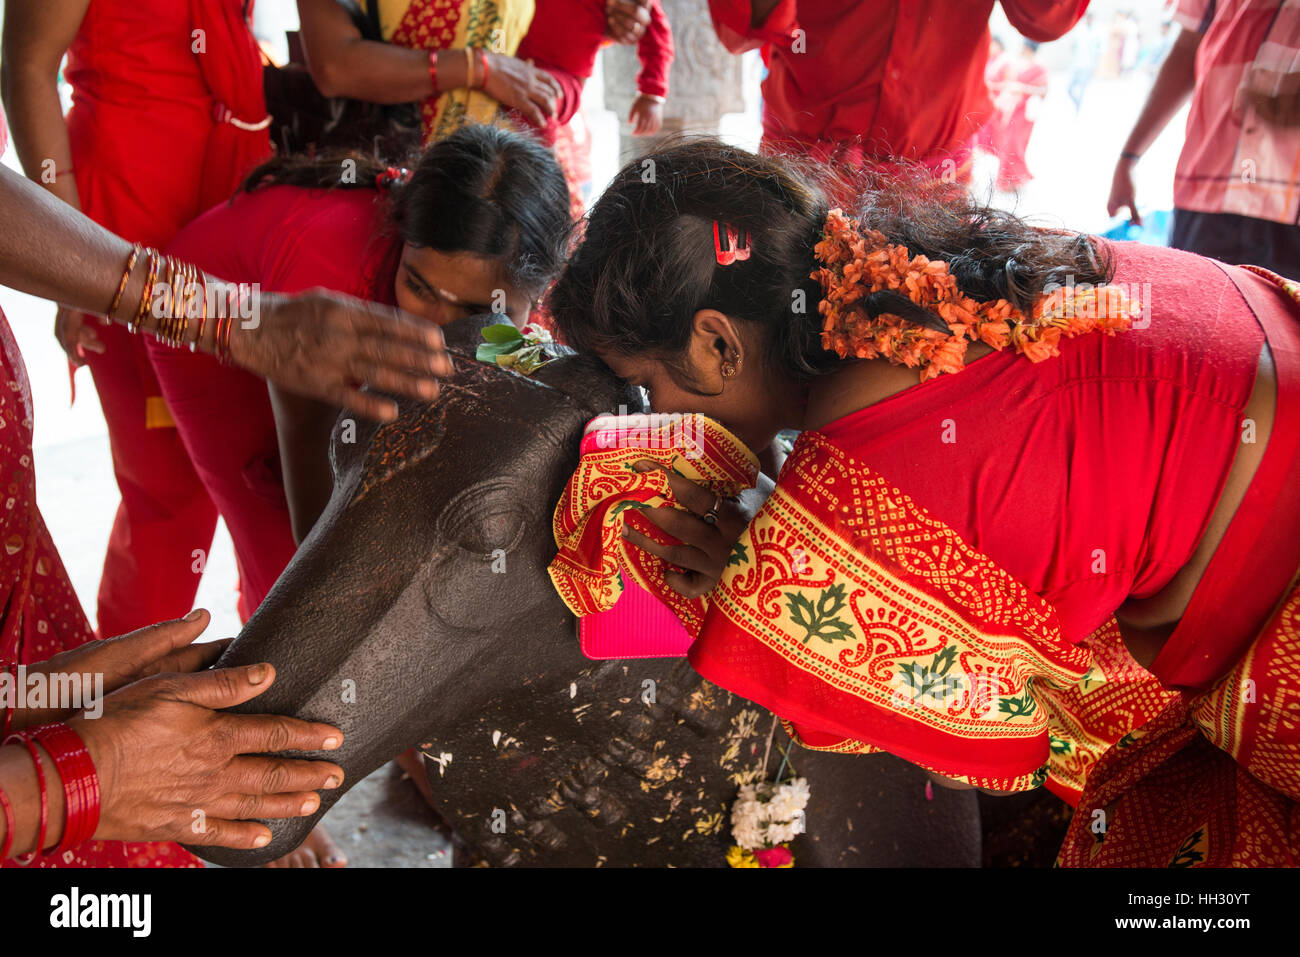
[240,123,571,298]
[548,137,1113,387]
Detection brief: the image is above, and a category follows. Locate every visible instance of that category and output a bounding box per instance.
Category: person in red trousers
[1,0,272,637]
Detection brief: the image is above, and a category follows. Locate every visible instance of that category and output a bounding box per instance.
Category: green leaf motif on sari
[998,690,1038,720]
[727,542,749,567]
[1049,734,1073,755]
[786,583,854,645]
[897,646,959,697]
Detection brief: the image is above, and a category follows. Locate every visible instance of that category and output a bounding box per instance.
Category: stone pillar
[600,0,746,165]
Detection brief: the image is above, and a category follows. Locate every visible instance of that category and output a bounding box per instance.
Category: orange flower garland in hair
[812,208,1140,380]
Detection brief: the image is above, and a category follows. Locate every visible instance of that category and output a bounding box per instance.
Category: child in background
[517,0,674,214]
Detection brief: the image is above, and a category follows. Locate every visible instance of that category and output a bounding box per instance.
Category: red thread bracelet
[0,785,14,861]
[31,723,100,854]
[4,732,48,865]
[428,49,441,95]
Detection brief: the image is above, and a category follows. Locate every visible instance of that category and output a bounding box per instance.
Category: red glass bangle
[428,49,440,96]
[216,311,234,365]
[0,785,14,861]
[478,48,490,88]
[31,723,99,854]
[4,732,48,865]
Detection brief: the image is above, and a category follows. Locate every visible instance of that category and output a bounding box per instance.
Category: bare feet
[262,824,347,868]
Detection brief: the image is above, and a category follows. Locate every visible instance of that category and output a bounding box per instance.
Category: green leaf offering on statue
[475,321,570,376]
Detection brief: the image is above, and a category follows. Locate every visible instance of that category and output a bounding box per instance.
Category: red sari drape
[548,262,1300,866]
[0,309,199,869]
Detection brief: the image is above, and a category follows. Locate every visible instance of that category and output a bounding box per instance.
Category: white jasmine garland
[729,777,812,851]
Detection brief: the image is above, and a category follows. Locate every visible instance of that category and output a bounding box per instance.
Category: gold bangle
[189,272,209,352]
[465,47,475,90]
[107,245,141,320]
[174,260,196,347]
[131,249,162,335]
[165,257,183,346]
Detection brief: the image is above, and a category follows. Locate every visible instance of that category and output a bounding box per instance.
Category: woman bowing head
[548,138,1300,867]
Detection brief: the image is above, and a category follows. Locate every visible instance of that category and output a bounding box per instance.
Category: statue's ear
[325,315,503,485]
[329,404,383,480]
[532,353,645,416]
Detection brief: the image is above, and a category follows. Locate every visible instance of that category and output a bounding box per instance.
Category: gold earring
[721,355,740,378]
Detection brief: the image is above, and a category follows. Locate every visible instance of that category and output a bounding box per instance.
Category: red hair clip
[713,221,752,266]
[375,166,412,190]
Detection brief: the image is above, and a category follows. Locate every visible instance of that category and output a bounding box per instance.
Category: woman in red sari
[147,123,570,616]
[547,140,1300,866]
[988,40,1050,192]
[1,0,272,639]
[295,0,559,141]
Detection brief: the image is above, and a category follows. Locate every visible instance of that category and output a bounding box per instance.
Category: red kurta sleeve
[635,0,675,98]
[999,0,1090,43]
[707,0,799,54]
[548,66,587,129]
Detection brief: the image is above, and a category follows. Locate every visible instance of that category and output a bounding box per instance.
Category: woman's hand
[605,0,651,44]
[620,462,749,599]
[9,610,229,733]
[54,306,105,367]
[228,288,455,423]
[72,645,346,850]
[482,53,561,128]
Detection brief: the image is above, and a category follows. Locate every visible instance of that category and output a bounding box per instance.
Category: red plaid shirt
[1173,0,1300,224]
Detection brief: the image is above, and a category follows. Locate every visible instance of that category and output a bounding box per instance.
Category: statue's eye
[433,478,528,556]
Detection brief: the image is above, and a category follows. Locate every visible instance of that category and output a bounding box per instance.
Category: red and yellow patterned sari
[549,267,1300,867]
[688,427,1299,866]
[361,0,535,142]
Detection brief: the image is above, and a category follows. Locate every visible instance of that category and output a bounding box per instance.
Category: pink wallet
[575,413,694,660]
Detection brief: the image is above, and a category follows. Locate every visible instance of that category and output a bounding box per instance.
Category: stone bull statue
[193,319,981,868]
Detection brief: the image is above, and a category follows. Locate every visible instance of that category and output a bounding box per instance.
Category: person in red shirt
[705,0,1087,190]
[0,107,453,869]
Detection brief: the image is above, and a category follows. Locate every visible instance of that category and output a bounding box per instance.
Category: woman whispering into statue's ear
[548,135,1300,867]
[147,122,572,613]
